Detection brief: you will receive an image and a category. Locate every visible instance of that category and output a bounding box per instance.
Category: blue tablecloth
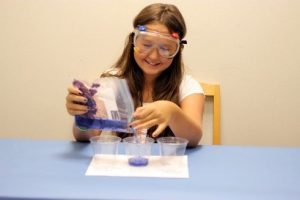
[0,139,299,200]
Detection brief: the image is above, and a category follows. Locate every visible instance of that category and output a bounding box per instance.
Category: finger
[68,86,82,95]
[133,107,162,122]
[137,111,164,125]
[66,102,88,112]
[66,94,87,104]
[132,118,160,130]
[152,124,168,137]
[67,109,87,116]
[133,106,154,119]
[129,111,156,127]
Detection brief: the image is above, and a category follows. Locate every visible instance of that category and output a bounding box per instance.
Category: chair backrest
[200,82,221,145]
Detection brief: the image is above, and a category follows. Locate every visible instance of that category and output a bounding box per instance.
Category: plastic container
[157,137,188,156]
[90,135,121,155]
[123,136,154,166]
[73,77,135,133]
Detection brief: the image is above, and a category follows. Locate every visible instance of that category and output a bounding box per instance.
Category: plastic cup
[89,135,121,155]
[123,136,154,166]
[157,137,188,156]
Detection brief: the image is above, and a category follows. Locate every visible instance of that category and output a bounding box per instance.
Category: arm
[72,124,101,142]
[169,94,204,147]
[129,94,205,147]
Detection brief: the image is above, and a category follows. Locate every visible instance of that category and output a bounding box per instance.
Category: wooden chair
[200,82,221,145]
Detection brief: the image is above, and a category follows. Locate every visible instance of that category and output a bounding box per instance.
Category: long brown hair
[102,3,187,137]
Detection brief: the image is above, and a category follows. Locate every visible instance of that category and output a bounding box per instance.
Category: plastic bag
[73,77,134,133]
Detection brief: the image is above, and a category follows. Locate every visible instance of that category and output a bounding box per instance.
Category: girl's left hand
[129,100,177,137]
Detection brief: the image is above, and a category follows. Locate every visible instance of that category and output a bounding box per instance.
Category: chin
[144,69,161,76]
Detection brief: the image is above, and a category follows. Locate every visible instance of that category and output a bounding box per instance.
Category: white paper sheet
[85,155,189,178]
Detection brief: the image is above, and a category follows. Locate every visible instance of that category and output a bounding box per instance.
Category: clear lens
[133,30,180,58]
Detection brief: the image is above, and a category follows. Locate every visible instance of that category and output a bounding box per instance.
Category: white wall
[1,0,299,146]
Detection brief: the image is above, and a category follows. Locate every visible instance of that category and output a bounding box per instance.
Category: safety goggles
[133,25,186,59]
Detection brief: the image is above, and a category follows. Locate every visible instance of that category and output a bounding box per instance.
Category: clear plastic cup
[123,136,154,166]
[157,137,188,156]
[89,135,121,155]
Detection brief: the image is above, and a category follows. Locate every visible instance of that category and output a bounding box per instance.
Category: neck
[143,77,154,103]
[144,74,156,85]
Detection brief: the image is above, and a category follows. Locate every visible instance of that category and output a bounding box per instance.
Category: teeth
[146,60,159,66]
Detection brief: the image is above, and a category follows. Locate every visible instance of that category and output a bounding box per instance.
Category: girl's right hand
[65,86,88,116]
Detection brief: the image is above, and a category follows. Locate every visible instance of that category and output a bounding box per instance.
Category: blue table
[0,139,299,200]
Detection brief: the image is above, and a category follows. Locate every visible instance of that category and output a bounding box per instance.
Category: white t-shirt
[104,68,203,102]
[179,74,204,102]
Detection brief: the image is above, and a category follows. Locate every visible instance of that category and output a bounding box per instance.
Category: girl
[66,3,205,147]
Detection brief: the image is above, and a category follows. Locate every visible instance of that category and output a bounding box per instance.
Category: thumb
[152,124,168,138]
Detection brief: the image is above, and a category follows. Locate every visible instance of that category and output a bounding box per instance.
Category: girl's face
[133,23,174,80]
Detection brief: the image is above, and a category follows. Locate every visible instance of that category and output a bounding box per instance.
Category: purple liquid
[75,116,131,133]
[128,157,149,167]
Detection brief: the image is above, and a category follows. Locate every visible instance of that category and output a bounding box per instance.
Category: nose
[147,47,160,60]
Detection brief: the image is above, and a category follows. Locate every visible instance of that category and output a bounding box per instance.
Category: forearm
[73,124,101,142]
[168,103,202,147]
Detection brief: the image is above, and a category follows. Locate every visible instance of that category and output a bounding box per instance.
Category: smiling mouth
[145,59,160,66]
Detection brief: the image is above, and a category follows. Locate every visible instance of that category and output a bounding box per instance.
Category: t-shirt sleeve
[179,75,204,102]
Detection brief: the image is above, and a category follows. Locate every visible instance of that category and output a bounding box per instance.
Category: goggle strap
[181,40,187,45]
